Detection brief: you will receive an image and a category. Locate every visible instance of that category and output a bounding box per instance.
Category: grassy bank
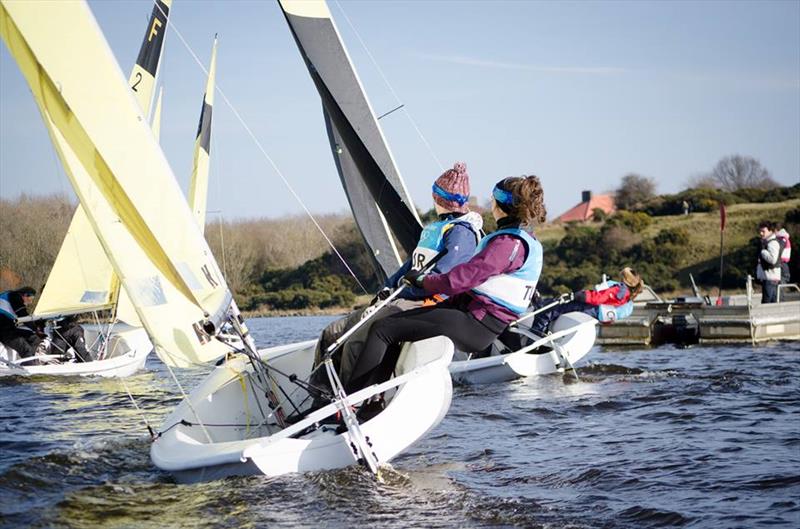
[2,192,798,315]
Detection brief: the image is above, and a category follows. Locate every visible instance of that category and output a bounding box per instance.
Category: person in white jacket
[756,221,782,303]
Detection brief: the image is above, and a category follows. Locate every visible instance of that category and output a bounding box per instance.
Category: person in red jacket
[530,267,643,335]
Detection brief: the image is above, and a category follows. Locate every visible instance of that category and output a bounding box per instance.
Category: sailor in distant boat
[0,286,45,359]
[344,175,546,395]
[49,316,94,363]
[307,162,482,403]
[529,267,643,336]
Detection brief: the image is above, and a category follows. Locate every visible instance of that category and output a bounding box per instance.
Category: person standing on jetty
[756,220,783,303]
[343,175,545,400]
[303,162,483,409]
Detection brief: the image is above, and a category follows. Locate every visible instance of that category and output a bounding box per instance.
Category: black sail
[279,1,422,282]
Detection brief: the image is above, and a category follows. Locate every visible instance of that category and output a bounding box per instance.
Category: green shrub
[606,210,653,233]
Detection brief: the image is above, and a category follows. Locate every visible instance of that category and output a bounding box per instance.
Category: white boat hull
[0,323,152,377]
[449,312,597,385]
[151,336,454,482]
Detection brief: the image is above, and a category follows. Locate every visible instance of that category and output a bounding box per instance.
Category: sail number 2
[131,72,143,92]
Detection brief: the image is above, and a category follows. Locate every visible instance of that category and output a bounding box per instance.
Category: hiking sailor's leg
[347,305,498,393]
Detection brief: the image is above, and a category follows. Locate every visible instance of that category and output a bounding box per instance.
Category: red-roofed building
[554,191,616,223]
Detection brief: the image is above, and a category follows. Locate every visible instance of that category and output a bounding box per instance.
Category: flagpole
[717,201,726,304]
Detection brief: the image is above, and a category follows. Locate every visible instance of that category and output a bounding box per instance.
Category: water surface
[1,316,798,528]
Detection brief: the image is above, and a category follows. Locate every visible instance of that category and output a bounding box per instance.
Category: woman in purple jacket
[343,175,546,396]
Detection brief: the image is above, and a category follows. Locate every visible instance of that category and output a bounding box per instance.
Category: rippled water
[1,316,798,528]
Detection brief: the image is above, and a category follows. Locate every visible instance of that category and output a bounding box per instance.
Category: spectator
[756,221,782,303]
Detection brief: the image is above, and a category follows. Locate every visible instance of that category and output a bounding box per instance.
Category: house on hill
[554,191,616,223]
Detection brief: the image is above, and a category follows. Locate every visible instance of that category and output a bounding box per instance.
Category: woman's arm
[422,235,526,296]
[583,284,629,306]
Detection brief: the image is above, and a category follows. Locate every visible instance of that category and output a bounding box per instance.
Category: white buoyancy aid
[471,228,542,314]
[593,281,634,322]
[410,212,482,271]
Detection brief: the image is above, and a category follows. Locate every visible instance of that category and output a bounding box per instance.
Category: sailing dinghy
[282,0,599,385]
[0,0,173,377]
[2,0,454,479]
[450,311,597,385]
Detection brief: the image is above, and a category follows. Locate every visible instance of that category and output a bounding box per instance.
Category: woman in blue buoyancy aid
[306,163,483,403]
[530,267,643,335]
[344,175,546,399]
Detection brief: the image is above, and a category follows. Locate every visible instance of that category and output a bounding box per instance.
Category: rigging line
[153,2,369,295]
[332,0,444,172]
[120,377,157,438]
[210,132,228,282]
[161,358,214,443]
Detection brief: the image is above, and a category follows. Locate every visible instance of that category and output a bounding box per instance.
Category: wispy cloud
[419,53,628,75]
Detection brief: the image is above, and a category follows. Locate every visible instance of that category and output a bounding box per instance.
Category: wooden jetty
[597,277,800,346]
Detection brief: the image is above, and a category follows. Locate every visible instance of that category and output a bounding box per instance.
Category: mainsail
[1,0,231,367]
[33,0,172,322]
[187,37,217,232]
[279,0,422,281]
[152,87,164,143]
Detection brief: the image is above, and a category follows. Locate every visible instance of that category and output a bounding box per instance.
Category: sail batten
[2,0,231,367]
[280,0,422,281]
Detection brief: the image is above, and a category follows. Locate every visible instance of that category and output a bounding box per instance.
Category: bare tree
[685,173,718,189]
[709,155,777,191]
[0,194,74,291]
[615,173,657,210]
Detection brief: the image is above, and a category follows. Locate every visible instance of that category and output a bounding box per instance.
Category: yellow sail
[1,0,231,367]
[128,0,172,120]
[29,209,117,318]
[152,87,164,143]
[33,0,172,322]
[188,37,217,232]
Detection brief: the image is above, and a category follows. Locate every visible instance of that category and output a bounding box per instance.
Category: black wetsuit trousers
[52,324,93,362]
[346,305,500,393]
[0,331,39,358]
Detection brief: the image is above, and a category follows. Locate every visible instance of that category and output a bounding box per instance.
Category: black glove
[573,290,587,303]
[402,269,426,289]
[370,287,392,306]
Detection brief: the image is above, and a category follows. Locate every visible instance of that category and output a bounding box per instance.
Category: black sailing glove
[370,287,392,306]
[402,269,426,289]
[573,290,587,303]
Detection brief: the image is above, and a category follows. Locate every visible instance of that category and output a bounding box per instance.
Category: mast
[279,0,423,282]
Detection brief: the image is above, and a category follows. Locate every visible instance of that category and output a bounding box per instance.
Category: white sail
[33,0,172,322]
[280,0,422,281]
[187,37,217,232]
[152,86,164,143]
[1,0,232,367]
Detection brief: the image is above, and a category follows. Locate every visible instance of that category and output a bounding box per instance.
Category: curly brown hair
[497,175,547,225]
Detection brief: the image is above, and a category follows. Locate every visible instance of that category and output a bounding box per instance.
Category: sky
[1,0,798,223]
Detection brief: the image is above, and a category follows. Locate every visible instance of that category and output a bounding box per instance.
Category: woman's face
[491,199,505,221]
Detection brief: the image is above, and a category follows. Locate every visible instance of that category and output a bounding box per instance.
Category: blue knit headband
[432,183,469,206]
[493,186,514,205]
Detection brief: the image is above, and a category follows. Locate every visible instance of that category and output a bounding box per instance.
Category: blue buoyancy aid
[0,291,17,321]
[471,228,543,314]
[411,215,480,271]
[592,280,634,322]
